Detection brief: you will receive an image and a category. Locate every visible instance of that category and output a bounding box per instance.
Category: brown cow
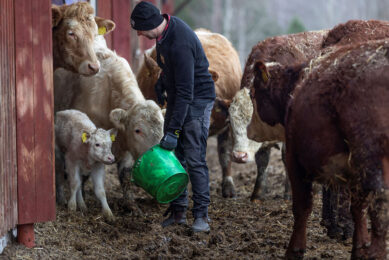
[229,31,327,204]
[137,28,242,198]
[244,20,389,241]
[52,2,115,76]
[250,39,389,259]
[322,19,389,49]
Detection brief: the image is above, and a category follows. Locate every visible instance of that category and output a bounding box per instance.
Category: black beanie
[131,1,164,31]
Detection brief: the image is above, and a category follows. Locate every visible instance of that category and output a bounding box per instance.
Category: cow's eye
[68,31,76,38]
[135,129,141,134]
[95,143,100,147]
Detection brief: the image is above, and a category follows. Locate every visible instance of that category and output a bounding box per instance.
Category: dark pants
[164,101,214,219]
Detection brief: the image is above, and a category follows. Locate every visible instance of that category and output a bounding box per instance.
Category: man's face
[137,28,158,40]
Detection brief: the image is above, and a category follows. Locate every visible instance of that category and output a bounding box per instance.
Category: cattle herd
[52,2,388,259]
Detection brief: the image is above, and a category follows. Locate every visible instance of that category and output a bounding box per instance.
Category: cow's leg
[322,187,343,239]
[55,146,67,205]
[117,154,143,215]
[337,187,353,241]
[251,145,271,201]
[285,157,313,259]
[217,128,234,198]
[363,157,389,259]
[91,165,114,221]
[350,191,370,259]
[281,144,291,200]
[76,180,87,212]
[366,189,389,260]
[66,158,81,212]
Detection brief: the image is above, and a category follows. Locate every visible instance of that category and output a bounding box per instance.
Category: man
[131,1,215,232]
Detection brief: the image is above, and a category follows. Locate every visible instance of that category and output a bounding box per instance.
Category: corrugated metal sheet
[0,0,18,237]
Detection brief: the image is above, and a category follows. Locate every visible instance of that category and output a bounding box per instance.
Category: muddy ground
[2,137,388,259]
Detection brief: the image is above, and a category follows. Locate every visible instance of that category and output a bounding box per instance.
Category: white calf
[55,109,117,220]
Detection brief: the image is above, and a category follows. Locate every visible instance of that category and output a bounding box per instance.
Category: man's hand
[160,131,179,150]
[155,77,167,106]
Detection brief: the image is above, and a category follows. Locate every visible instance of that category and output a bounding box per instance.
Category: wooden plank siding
[14,0,55,225]
[112,0,132,63]
[97,0,113,49]
[0,0,18,238]
[97,0,132,63]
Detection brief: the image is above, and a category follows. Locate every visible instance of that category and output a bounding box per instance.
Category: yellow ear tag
[98,27,106,35]
[261,69,269,83]
[174,130,180,138]
[82,132,88,143]
[110,134,116,142]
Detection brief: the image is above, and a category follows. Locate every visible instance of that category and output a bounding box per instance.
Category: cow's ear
[108,128,118,142]
[52,5,63,28]
[109,109,126,131]
[95,17,116,35]
[215,97,232,112]
[144,53,158,71]
[209,69,219,83]
[254,61,270,84]
[81,131,91,144]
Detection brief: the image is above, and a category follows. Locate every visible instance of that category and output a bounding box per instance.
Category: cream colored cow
[54,35,164,207]
[52,2,115,76]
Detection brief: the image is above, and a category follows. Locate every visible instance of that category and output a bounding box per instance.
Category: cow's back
[241,30,328,90]
[322,19,389,49]
[55,36,143,130]
[195,29,242,100]
[289,39,389,181]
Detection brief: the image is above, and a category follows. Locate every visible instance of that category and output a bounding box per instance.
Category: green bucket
[132,144,188,204]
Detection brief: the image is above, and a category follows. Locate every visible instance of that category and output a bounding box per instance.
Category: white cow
[54,35,164,208]
[223,88,289,201]
[55,109,117,221]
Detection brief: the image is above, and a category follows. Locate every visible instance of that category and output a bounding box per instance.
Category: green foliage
[287,16,306,34]
[174,0,212,30]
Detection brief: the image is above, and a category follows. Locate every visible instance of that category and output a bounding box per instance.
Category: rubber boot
[161,210,187,227]
[192,217,210,232]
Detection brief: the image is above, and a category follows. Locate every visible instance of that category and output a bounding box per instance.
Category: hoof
[351,244,386,260]
[222,178,236,198]
[250,198,262,205]
[78,202,87,213]
[68,201,77,211]
[286,248,305,260]
[103,209,115,222]
[283,193,291,201]
[250,193,264,202]
[120,198,143,216]
[326,224,343,240]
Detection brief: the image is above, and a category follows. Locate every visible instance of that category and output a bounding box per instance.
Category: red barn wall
[97,0,132,63]
[14,0,55,225]
[0,0,18,238]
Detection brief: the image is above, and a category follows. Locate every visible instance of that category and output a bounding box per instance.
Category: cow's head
[52,3,115,76]
[251,60,304,126]
[246,61,288,143]
[82,128,117,164]
[136,51,161,101]
[109,100,164,160]
[227,88,261,163]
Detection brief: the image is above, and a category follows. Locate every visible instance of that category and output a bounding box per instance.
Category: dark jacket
[156,15,216,132]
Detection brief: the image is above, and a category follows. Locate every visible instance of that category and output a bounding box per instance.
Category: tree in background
[173,0,389,68]
[287,17,306,34]
[174,0,283,67]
